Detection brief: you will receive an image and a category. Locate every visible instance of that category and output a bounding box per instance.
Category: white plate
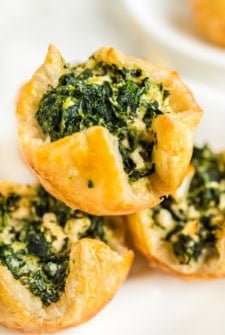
[0,78,225,335]
[122,0,225,93]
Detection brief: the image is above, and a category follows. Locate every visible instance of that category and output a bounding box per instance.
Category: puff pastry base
[0,182,133,333]
[16,45,202,215]
[126,161,225,279]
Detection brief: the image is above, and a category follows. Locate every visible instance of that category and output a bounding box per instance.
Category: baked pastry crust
[16,45,202,215]
[191,0,225,46]
[0,181,133,333]
[127,146,225,278]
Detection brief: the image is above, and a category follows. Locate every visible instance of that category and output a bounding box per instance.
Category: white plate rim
[122,0,225,69]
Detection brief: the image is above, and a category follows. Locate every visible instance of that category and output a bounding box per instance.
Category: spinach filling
[151,145,225,265]
[0,186,110,306]
[35,59,169,182]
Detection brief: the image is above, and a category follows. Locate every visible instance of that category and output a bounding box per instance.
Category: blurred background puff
[191,0,225,47]
[0,182,133,333]
[127,145,225,278]
[16,45,202,215]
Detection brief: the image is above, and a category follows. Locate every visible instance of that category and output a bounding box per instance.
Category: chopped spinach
[87,179,94,188]
[142,101,163,127]
[172,234,201,265]
[150,145,225,265]
[78,215,107,243]
[166,215,218,265]
[32,186,76,227]
[0,186,110,306]
[36,58,170,183]
[189,144,225,210]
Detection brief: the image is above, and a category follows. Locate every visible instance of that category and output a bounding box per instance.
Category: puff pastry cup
[190,0,225,46]
[16,45,202,215]
[0,181,133,333]
[127,145,225,278]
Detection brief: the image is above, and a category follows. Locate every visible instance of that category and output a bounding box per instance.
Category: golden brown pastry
[16,45,202,215]
[190,0,225,46]
[0,182,133,333]
[127,145,225,278]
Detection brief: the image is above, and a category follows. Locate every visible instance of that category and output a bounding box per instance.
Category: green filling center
[0,186,108,306]
[151,145,225,265]
[35,60,169,182]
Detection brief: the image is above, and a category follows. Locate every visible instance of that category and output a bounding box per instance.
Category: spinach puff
[127,145,225,278]
[190,0,225,46]
[0,182,133,333]
[16,45,202,215]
